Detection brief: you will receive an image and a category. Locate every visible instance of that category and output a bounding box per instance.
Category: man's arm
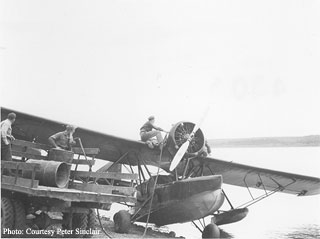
[155,126,164,131]
[48,133,61,148]
[48,136,59,148]
[150,123,164,131]
[68,134,76,146]
[205,141,212,154]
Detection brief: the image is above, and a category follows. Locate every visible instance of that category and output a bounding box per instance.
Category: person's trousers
[1,141,12,161]
[140,131,163,143]
[1,140,12,175]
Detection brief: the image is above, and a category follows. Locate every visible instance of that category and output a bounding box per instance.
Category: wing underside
[1,107,147,165]
[196,157,320,196]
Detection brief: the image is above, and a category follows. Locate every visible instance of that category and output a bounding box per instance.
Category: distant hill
[208,135,320,148]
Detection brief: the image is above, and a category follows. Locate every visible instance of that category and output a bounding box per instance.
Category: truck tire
[72,213,88,238]
[12,199,27,230]
[1,197,14,237]
[113,210,131,233]
[84,209,96,238]
[63,212,88,238]
[12,199,27,238]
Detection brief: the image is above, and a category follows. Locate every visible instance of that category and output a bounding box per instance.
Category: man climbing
[140,116,165,149]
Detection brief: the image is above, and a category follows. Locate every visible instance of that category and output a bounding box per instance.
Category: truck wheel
[113,210,131,233]
[72,213,88,238]
[63,213,88,238]
[1,197,14,237]
[12,199,27,238]
[202,223,220,238]
[84,209,96,238]
[12,200,27,230]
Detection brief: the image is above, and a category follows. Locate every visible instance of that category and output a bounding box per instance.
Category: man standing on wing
[140,116,165,149]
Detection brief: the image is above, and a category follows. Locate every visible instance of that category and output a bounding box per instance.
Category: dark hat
[148,116,155,121]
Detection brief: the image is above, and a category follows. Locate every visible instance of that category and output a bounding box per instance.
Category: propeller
[169,139,191,171]
[169,107,210,171]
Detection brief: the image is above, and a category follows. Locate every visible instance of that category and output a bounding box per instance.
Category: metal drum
[23,159,71,188]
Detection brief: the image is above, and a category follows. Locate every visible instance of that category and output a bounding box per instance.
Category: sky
[1,2,319,237]
[1,0,319,140]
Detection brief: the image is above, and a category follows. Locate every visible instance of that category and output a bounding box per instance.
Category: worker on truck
[1,112,16,162]
[140,116,165,149]
[48,125,77,150]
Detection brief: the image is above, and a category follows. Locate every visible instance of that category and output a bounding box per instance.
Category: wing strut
[205,164,235,210]
[237,175,296,208]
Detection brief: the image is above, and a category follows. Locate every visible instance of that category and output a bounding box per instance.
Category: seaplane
[1,107,319,238]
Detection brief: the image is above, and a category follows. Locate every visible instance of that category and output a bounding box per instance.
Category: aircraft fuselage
[135,175,225,226]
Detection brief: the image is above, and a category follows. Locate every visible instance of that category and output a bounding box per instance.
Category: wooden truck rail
[1,139,138,238]
[2,139,138,204]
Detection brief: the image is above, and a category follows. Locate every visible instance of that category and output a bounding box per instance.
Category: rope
[142,134,168,237]
[96,208,112,238]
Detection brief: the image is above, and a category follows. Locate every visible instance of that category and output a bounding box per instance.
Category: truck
[1,139,137,238]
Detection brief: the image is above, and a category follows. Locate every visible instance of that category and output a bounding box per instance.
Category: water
[95,147,320,238]
[167,147,320,238]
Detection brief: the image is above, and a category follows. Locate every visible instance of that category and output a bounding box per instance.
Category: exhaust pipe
[23,159,71,188]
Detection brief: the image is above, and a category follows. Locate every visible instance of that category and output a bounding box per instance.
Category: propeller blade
[169,141,190,171]
[191,106,210,135]
[191,123,199,135]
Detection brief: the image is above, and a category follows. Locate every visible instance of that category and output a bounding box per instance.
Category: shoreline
[93,217,183,239]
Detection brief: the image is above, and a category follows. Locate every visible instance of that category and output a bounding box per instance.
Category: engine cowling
[166,121,205,156]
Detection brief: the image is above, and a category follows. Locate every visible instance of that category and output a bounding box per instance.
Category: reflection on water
[271,224,320,239]
[168,207,320,239]
[219,229,234,238]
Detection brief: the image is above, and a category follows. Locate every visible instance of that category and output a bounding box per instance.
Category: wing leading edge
[1,107,151,165]
[196,157,320,196]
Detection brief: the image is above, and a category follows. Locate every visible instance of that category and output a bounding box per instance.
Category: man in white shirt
[1,112,16,161]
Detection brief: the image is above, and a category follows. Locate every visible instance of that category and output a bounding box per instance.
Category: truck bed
[2,177,136,204]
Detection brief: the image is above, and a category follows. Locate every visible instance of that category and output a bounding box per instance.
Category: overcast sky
[1,0,319,140]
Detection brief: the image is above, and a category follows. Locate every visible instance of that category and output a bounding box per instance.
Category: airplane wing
[191,156,320,196]
[3,106,319,197]
[208,136,320,148]
[1,107,157,166]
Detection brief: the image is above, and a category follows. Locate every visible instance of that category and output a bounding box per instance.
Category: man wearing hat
[140,116,164,148]
[48,125,77,150]
[1,112,16,161]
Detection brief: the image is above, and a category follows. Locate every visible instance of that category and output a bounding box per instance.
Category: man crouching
[140,116,165,149]
[48,125,77,150]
